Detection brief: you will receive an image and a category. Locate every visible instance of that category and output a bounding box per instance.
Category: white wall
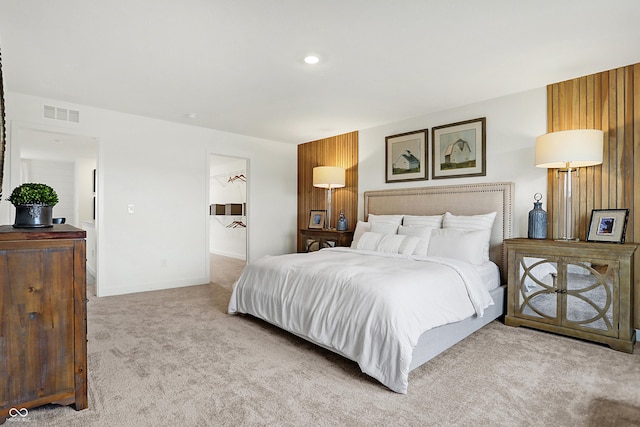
[82,221,97,276]
[2,92,298,297]
[19,158,75,224]
[358,87,549,237]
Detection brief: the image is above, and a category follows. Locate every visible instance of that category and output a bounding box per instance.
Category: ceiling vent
[68,109,80,123]
[43,104,80,123]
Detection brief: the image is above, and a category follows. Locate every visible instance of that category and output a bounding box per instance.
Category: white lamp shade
[535,129,604,169]
[313,166,345,189]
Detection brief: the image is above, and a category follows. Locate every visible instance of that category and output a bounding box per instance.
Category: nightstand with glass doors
[504,238,637,353]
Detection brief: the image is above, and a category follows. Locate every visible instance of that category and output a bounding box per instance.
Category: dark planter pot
[13,204,54,228]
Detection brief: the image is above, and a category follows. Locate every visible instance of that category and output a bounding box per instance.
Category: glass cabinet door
[516,255,559,323]
[563,260,617,337]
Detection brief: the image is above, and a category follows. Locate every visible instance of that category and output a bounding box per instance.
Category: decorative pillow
[376,234,408,253]
[365,214,402,236]
[442,211,496,261]
[427,228,491,266]
[402,214,443,228]
[350,220,371,248]
[356,231,383,251]
[397,225,433,256]
[371,221,399,235]
[397,236,421,255]
[358,233,421,255]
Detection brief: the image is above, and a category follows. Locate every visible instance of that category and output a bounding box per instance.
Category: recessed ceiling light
[304,55,320,65]
[185,113,197,119]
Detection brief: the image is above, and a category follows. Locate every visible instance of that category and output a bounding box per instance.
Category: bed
[228,182,514,393]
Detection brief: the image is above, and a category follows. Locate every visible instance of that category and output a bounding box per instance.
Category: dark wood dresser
[0,225,87,423]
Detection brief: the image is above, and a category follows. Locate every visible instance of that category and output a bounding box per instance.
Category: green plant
[7,183,59,206]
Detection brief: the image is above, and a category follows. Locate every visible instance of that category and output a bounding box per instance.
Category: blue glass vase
[528,193,547,239]
[336,211,348,231]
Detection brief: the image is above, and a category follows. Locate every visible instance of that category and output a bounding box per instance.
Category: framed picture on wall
[308,210,326,229]
[385,129,428,183]
[432,117,486,179]
[586,208,629,243]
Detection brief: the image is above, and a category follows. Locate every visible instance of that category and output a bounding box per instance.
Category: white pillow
[397,225,432,238]
[367,214,402,236]
[427,228,490,266]
[402,214,443,228]
[398,236,421,255]
[376,234,407,253]
[368,214,403,226]
[397,225,433,256]
[368,213,403,223]
[356,232,383,251]
[350,220,371,248]
[442,211,496,230]
[442,212,496,261]
[371,222,399,235]
[360,233,421,255]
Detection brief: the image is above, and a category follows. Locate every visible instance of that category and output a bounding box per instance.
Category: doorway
[208,154,247,287]
[12,125,99,291]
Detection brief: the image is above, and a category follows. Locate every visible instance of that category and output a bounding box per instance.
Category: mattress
[476,261,501,291]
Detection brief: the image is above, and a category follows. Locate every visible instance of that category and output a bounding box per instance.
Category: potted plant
[7,182,59,228]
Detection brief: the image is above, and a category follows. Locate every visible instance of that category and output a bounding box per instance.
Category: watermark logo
[8,407,30,422]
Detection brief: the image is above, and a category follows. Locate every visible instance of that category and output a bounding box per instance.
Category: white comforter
[227,247,493,394]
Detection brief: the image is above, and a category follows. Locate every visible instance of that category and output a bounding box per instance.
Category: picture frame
[586,208,629,243]
[308,210,326,229]
[385,129,428,183]
[432,117,486,179]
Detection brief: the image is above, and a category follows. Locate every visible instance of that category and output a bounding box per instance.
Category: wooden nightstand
[299,229,354,252]
[504,238,637,353]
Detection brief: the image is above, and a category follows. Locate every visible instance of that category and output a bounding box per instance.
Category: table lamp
[535,129,603,241]
[313,166,345,229]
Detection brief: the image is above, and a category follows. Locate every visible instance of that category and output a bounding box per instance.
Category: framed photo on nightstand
[586,208,629,243]
[308,210,326,229]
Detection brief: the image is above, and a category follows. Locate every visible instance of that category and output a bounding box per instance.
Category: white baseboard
[96,276,209,297]
[210,249,246,261]
[86,264,96,277]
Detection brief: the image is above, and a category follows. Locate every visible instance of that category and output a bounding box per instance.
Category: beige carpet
[18,259,640,426]
[210,253,246,289]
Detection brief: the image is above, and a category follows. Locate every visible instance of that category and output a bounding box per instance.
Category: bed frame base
[409,284,505,370]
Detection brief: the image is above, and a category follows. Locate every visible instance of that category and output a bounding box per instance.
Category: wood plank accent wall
[297,131,358,252]
[546,62,640,328]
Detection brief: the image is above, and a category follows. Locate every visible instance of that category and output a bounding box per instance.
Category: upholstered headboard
[364,182,514,283]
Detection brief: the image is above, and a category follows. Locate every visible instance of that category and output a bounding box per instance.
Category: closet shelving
[211,170,246,228]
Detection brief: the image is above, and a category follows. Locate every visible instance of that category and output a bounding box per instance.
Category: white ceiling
[1,0,639,144]
[16,127,97,162]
